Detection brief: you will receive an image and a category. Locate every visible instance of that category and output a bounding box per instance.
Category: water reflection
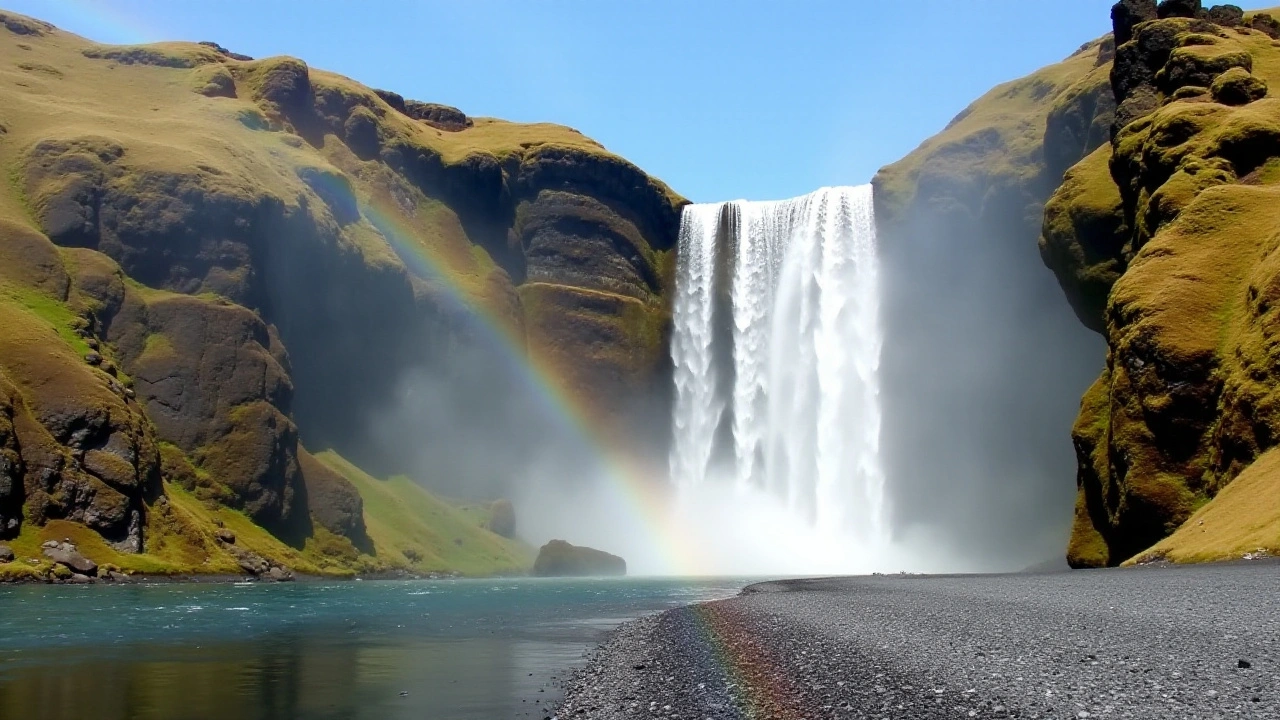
[0,578,748,720]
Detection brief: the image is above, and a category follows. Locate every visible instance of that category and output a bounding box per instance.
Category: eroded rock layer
[0,10,681,577]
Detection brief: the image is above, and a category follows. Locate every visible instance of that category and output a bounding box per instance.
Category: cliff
[0,10,682,580]
[877,0,1280,568]
[1042,1,1280,566]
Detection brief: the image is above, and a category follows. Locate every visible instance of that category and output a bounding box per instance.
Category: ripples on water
[0,577,749,720]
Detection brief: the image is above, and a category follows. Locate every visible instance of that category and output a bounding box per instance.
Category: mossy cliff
[871,36,1112,565]
[1040,1,1280,567]
[0,10,682,579]
[876,0,1280,568]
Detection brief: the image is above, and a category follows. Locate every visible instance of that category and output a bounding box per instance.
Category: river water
[0,577,750,720]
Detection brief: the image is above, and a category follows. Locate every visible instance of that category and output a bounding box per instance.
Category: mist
[876,183,1106,572]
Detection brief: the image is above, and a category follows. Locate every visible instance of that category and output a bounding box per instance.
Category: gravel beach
[557,562,1279,719]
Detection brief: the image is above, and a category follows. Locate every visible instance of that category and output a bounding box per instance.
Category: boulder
[1113,0,1158,44]
[214,528,236,544]
[266,565,293,582]
[486,499,516,539]
[1249,13,1280,39]
[532,540,625,577]
[0,544,13,562]
[1157,0,1201,18]
[1205,5,1244,26]
[1211,66,1268,105]
[43,543,97,575]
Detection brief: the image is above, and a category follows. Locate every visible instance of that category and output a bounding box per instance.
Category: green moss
[0,284,91,356]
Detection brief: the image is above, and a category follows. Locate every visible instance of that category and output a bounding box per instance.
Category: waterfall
[669,185,886,549]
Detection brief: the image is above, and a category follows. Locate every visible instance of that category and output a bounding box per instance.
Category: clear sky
[5,1,1271,202]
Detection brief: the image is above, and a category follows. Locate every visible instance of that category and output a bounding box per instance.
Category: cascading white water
[670,186,887,564]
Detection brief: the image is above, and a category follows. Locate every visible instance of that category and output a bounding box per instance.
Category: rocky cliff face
[872,39,1112,568]
[0,11,682,577]
[1041,1,1280,566]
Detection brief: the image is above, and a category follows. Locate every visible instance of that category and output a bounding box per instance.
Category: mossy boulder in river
[532,540,625,577]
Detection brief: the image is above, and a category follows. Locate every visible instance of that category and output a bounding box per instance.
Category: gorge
[2,0,1280,584]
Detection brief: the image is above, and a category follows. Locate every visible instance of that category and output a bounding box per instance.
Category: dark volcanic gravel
[558,562,1280,719]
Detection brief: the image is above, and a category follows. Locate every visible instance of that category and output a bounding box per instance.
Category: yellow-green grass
[315,450,533,576]
[0,283,91,356]
[1128,447,1280,564]
[875,38,1111,225]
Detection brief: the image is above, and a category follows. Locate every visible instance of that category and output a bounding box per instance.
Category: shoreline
[557,562,1280,719]
[0,568,530,586]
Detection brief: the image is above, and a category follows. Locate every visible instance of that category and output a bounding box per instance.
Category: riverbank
[558,562,1280,719]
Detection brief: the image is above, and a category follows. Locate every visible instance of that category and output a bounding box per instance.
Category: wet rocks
[42,541,97,576]
[226,544,293,581]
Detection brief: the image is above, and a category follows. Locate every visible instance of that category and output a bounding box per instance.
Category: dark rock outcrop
[1157,0,1201,19]
[298,448,369,551]
[1113,0,1158,45]
[486,498,516,539]
[532,540,625,577]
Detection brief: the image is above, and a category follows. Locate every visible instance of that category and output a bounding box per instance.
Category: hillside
[0,9,682,580]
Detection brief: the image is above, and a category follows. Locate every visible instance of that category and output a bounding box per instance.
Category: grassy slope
[874,38,1111,226]
[1131,447,1280,563]
[314,450,533,576]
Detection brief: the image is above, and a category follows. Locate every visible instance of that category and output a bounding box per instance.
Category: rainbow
[337,179,705,576]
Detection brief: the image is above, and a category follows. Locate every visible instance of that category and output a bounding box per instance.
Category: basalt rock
[43,542,97,575]
[1157,0,1201,19]
[1113,0,1158,45]
[1205,5,1245,26]
[532,540,625,577]
[1037,10,1280,566]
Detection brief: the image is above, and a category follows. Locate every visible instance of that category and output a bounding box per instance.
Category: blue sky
[7,1,1265,202]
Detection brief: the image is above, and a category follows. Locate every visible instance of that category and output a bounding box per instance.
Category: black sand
[558,562,1280,719]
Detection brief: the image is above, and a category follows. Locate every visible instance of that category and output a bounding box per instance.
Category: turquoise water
[0,577,749,720]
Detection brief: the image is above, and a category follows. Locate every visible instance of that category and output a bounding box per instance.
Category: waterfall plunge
[669,186,892,573]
